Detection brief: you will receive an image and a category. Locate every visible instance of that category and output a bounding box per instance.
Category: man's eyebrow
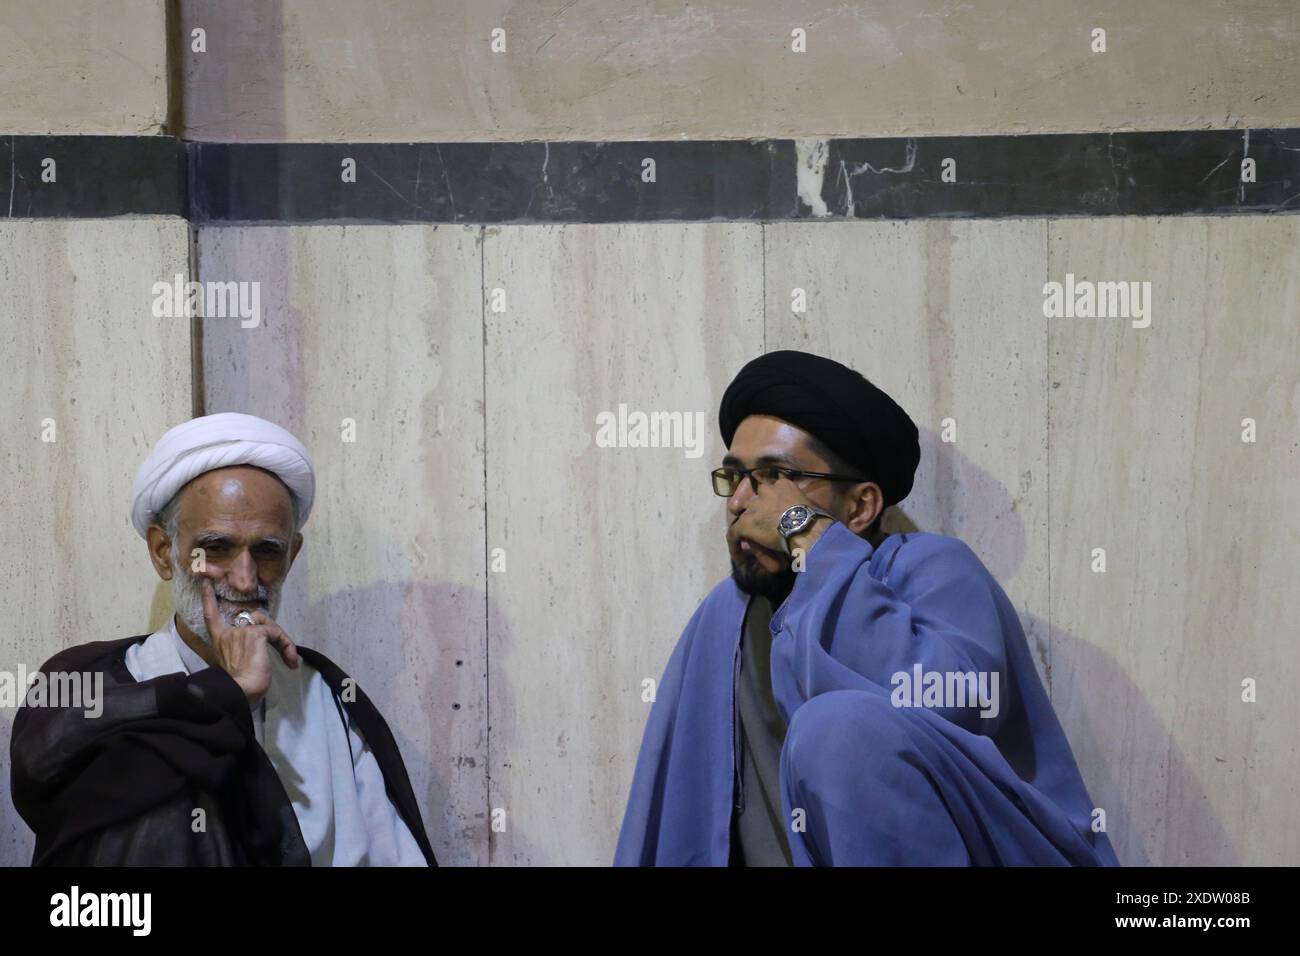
[755,453,801,467]
[720,452,802,468]
[191,532,288,551]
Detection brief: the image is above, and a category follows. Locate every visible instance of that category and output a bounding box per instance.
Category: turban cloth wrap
[718,350,920,507]
[130,412,315,538]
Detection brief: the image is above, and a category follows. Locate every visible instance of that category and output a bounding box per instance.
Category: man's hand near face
[730,476,833,570]
[200,578,300,706]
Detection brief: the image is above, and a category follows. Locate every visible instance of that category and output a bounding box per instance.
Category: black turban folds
[718,350,921,506]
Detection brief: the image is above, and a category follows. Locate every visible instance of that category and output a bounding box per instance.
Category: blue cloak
[614,523,1120,866]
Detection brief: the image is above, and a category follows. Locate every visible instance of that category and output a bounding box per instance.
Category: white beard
[169,549,284,642]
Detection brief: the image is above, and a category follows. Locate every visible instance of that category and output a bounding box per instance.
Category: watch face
[780,505,812,535]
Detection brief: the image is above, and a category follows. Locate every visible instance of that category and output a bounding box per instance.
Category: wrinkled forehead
[173,465,296,536]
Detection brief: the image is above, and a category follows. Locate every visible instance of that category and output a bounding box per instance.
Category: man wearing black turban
[615,350,1118,868]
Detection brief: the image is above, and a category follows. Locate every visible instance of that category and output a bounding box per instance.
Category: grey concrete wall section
[196,222,762,865]
[0,0,168,134]
[1,216,1293,866]
[0,219,191,866]
[190,216,1296,866]
[764,219,1052,677]
[178,0,1300,142]
[768,216,1300,866]
[482,223,762,864]
[1046,216,1300,866]
[197,224,489,866]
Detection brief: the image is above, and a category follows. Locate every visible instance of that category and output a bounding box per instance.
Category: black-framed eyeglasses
[711,465,868,497]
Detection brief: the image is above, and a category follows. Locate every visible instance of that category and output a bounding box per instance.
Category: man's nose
[224,550,260,595]
[726,479,755,517]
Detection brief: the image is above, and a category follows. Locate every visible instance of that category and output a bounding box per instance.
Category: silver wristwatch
[777,504,833,553]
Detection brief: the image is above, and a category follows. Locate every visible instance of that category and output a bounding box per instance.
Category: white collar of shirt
[124,617,267,743]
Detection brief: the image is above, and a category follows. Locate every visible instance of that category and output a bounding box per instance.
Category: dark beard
[730,555,797,606]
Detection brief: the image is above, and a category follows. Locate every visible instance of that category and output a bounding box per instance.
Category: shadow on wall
[877,426,1231,865]
[0,450,1235,868]
[285,577,549,867]
[286,577,475,866]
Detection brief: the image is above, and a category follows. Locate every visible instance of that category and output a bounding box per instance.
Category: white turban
[130,412,315,538]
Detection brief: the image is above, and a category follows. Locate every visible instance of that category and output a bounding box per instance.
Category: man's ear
[289,532,304,567]
[843,482,885,536]
[146,524,174,581]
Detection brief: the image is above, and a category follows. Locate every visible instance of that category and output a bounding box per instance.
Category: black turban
[718,350,920,506]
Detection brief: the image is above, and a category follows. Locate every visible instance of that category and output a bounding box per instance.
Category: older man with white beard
[10,413,436,866]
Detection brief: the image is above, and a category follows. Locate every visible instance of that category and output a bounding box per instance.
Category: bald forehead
[175,465,296,535]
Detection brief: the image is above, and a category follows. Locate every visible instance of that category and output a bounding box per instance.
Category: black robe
[10,634,438,867]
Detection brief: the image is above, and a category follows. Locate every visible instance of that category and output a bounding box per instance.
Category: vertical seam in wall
[170,0,200,416]
[163,0,184,136]
[1044,219,1052,699]
[188,224,204,417]
[760,222,767,352]
[480,225,491,866]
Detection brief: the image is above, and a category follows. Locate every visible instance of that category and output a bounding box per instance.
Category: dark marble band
[0,136,186,219]
[3,130,1297,222]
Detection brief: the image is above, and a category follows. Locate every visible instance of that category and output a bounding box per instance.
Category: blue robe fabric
[614,523,1120,866]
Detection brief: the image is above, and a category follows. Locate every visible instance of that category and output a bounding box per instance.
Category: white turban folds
[130,412,316,538]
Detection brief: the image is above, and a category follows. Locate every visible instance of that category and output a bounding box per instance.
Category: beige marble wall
[189,216,1297,867]
[196,223,764,866]
[3,0,1294,874]
[178,0,1300,141]
[0,0,168,134]
[764,220,1051,665]
[197,225,489,865]
[764,216,1299,866]
[482,224,762,863]
[5,216,1293,867]
[1047,217,1300,866]
[0,219,191,865]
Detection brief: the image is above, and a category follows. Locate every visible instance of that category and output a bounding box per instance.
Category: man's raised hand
[200,578,300,706]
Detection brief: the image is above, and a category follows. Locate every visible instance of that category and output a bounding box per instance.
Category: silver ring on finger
[233,611,257,628]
